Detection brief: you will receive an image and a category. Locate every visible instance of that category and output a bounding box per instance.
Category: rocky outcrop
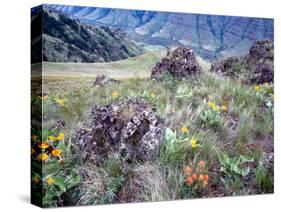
[245,39,274,84]
[210,57,242,78]
[210,39,274,84]
[151,47,201,80]
[76,99,165,164]
[93,75,120,87]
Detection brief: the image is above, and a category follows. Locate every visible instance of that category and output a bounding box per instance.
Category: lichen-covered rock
[210,57,241,78]
[151,47,201,80]
[245,39,274,84]
[76,98,165,164]
[210,39,274,84]
[93,74,120,87]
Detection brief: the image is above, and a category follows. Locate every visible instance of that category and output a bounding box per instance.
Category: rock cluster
[76,98,165,164]
[245,39,274,84]
[210,39,274,83]
[209,57,241,78]
[151,47,201,80]
[93,74,120,87]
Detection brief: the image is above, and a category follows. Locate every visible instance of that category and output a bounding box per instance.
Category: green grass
[31,48,274,206]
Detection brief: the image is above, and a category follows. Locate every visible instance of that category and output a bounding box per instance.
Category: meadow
[31,47,274,207]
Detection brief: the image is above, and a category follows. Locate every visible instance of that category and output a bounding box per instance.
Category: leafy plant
[129,89,158,104]
[218,152,253,177]
[31,131,81,207]
[199,108,223,130]
[218,152,254,192]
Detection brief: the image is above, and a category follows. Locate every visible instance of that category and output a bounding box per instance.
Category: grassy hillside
[31,48,273,207]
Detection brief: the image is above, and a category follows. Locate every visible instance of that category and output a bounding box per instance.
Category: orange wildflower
[186,176,194,186]
[198,160,205,168]
[191,173,198,180]
[184,166,193,175]
[198,174,205,181]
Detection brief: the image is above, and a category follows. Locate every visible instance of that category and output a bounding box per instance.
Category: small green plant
[129,89,158,104]
[255,163,273,193]
[160,127,203,166]
[218,152,253,177]
[175,86,193,100]
[100,175,125,204]
[218,152,253,192]
[199,108,223,130]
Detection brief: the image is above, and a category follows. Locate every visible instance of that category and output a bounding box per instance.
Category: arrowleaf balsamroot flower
[191,137,198,148]
[48,135,55,141]
[150,92,156,98]
[46,177,55,185]
[54,97,67,106]
[264,82,270,88]
[254,85,261,91]
[208,101,220,111]
[37,153,49,162]
[181,126,189,134]
[221,105,228,112]
[111,91,120,98]
[38,141,50,149]
[52,149,62,157]
[56,132,64,141]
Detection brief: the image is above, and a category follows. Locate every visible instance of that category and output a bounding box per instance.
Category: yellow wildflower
[254,85,261,91]
[181,126,189,134]
[56,132,65,141]
[37,153,48,162]
[54,97,67,106]
[150,92,156,98]
[208,101,220,111]
[33,176,40,184]
[31,148,35,155]
[111,91,120,98]
[46,177,55,185]
[52,149,62,157]
[38,141,49,149]
[48,135,55,141]
[221,105,228,112]
[264,82,270,88]
[191,137,198,148]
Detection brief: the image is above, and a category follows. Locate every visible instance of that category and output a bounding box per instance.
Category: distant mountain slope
[47,4,273,60]
[31,6,143,63]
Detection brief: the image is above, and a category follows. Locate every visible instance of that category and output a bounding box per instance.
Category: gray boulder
[76,98,165,164]
[151,47,201,80]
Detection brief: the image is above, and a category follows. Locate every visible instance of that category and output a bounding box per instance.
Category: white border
[0,0,280,211]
